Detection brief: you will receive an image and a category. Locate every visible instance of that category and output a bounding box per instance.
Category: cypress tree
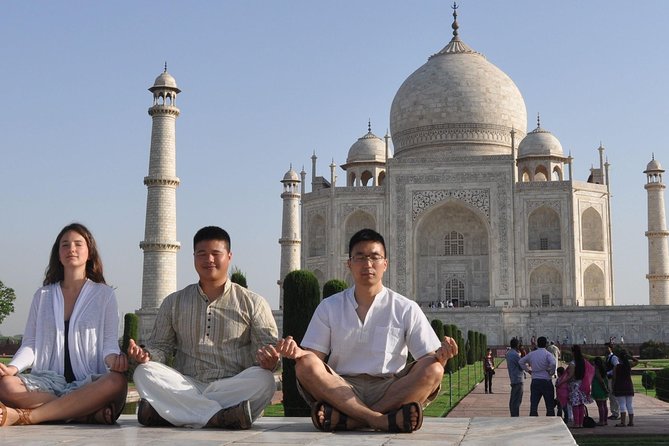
[282,270,321,416]
[431,319,445,341]
[121,312,139,353]
[466,330,475,364]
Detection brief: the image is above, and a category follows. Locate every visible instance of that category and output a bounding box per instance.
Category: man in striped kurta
[128,226,279,429]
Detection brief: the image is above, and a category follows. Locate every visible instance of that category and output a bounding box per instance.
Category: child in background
[592,357,610,425]
[555,366,572,424]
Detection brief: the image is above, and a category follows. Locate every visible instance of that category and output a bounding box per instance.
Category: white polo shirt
[301,286,441,377]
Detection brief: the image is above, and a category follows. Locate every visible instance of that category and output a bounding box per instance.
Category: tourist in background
[605,342,620,420]
[483,348,495,394]
[612,351,638,427]
[0,223,128,426]
[555,366,572,424]
[565,344,594,428]
[546,341,561,372]
[505,338,524,417]
[518,336,557,416]
[591,356,610,425]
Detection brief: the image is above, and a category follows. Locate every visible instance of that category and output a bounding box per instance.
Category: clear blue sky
[1,1,665,335]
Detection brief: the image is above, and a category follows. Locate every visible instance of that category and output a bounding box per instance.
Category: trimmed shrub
[656,368,669,403]
[322,279,348,299]
[466,330,475,365]
[431,319,445,341]
[121,313,139,353]
[642,371,657,391]
[230,268,248,288]
[640,340,669,359]
[281,270,321,416]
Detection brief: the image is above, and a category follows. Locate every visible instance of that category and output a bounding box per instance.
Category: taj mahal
[137,7,669,346]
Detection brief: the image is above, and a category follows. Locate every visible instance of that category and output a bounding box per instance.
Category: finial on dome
[164,62,168,72]
[451,2,459,38]
[536,112,541,129]
[652,152,655,160]
[368,119,372,133]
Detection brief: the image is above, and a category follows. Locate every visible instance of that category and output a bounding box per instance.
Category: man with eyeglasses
[266,228,458,433]
[127,226,278,429]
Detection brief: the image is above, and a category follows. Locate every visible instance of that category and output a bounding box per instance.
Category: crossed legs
[0,371,127,426]
[296,353,443,431]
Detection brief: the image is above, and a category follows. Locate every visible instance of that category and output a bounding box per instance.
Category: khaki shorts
[297,360,441,408]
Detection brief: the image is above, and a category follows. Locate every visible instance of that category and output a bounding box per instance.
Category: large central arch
[414,201,490,307]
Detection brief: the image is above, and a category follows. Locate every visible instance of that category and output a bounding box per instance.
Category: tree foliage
[0,280,17,325]
[230,267,248,288]
[282,270,321,416]
[640,340,669,359]
[322,279,348,299]
[466,330,475,365]
[642,371,657,390]
[122,312,139,353]
[430,319,444,341]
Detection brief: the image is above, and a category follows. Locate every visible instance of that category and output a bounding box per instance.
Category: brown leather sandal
[0,402,8,427]
[15,408,34,426]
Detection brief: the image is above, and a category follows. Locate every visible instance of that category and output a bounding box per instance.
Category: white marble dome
[282,167,300,183]
[646,158,664,172]
[389,34,527,157]
[518,126,564,158]
[346,130,387,164]
[150,70,180,92]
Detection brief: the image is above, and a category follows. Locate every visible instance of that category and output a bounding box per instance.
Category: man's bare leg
[370,355,444,414]
[296,354,432,431]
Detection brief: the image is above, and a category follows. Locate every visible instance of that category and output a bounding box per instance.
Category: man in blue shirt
[505,338,524,417]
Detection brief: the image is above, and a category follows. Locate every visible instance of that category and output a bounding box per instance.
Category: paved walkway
[448,360,669,440]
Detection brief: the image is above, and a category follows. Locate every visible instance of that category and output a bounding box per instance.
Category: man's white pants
[133,362,276,428]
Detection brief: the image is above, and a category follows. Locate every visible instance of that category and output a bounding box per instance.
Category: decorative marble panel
[412,189,490,221]
[528,258,563,271]
[527,200,561,213]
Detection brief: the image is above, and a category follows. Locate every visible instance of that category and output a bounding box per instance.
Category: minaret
[644,155,669,305]
[137,66,181,340]
[278,165,301,310]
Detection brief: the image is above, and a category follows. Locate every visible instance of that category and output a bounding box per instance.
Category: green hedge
[656,367,669,403]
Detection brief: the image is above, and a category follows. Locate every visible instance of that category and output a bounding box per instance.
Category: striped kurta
[146,281,278,383]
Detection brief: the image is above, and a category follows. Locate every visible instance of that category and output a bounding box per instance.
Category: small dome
[645,157,664,172]
[346,130,387,164]
[149,70,181,93]
[518,126,564,158]
[281,167,300,183]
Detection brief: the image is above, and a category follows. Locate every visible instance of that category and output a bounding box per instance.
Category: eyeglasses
[349,255,386,264]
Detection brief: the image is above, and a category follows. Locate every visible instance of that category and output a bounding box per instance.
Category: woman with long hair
[612,351,637,427]
[0,223,128,426]
[591,356,610,425]
[483,348,495,394]
[565,344,594,428]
